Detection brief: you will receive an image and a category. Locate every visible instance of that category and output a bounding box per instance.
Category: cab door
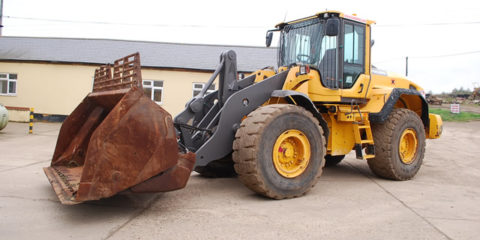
[338,20,372,100]
[341,21,366,89]
[308,17,343,102]
[308,17,370,102]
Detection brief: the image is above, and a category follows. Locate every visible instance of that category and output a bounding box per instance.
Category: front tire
[233,104,326,199]
[368,108,426,180]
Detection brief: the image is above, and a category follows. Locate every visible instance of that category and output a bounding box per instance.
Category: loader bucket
[43,53,195,204]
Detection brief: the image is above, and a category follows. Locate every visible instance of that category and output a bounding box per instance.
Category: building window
[143,80,163,104]
[0,73,17,95]
[193,83,215,97]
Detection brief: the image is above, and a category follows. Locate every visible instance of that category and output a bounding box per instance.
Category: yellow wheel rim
[399,128,418,164]
[272,130,311,178]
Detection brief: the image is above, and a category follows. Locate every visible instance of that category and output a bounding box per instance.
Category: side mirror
[266,31,273,47]
[371,39,375,47]
[325,18,339,36]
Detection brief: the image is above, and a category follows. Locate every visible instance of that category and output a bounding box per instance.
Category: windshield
[278,18,327,67]
[278,17,339,88]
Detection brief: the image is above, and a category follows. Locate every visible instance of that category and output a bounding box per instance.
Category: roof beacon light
[299,65,310,75]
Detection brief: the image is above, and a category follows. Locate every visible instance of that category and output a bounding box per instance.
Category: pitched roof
[0,36,277,72]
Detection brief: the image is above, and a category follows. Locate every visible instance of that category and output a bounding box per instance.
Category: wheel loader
[44,11,443,204]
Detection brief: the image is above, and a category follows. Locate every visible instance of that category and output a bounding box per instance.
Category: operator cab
[268,11,373,93]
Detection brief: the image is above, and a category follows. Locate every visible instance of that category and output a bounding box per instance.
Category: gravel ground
[0,121,479,240]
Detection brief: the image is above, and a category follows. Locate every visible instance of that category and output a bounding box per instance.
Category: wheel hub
[399,128,418,164]
[273,130,311,178]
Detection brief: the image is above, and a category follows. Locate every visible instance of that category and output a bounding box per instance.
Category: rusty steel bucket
[44,53,195,204]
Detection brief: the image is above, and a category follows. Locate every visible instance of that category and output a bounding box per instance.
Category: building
[0,36,276,121]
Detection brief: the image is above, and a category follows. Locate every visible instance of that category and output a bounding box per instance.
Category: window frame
[192,82,215,97]
[0,73,18,96]
[142,80,164,104]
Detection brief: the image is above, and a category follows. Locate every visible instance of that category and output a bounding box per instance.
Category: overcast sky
[2,0,480,93]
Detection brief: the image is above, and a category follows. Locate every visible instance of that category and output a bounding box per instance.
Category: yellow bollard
[29,108,34,134]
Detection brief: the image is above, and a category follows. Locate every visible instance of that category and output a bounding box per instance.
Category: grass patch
[429,108,480,122]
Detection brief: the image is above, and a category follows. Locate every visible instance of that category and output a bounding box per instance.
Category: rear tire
[233,104,326,199]
[324,155,345,167]
[368,108,426,180]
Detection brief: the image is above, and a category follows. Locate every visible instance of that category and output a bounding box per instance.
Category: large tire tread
[368,108,426,180]
[233,104,326,199]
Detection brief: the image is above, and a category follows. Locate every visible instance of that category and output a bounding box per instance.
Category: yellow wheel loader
[44,11,443,204]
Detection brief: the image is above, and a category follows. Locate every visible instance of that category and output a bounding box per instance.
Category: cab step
[353,120,375,160]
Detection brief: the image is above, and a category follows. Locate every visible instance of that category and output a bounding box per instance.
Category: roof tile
[0,37,278,72]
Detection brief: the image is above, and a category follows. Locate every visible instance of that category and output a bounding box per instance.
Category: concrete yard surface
[0,121,479,240]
